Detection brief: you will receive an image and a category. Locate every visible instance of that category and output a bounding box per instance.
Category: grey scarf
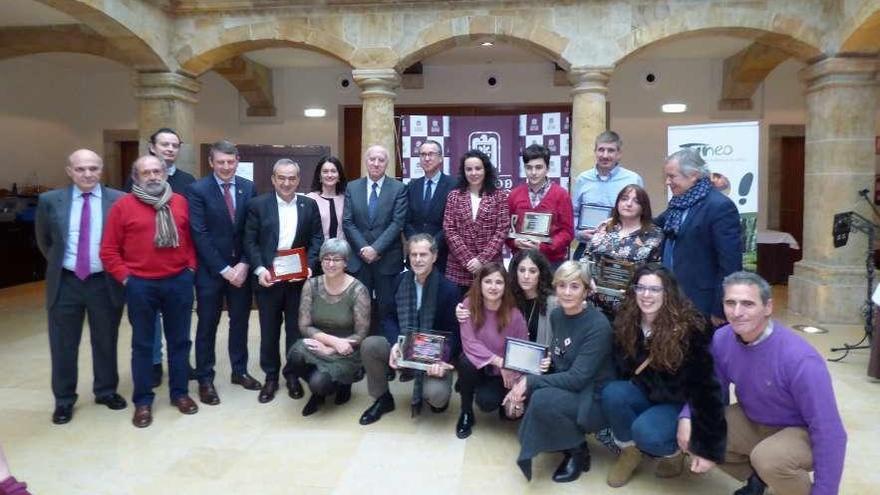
[132,183,179,248]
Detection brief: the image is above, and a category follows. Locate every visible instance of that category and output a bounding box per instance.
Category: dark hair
[614,263,706,373]
[149,128,180,144]
[521,143,550,166]
[310,156,347,195]
[509,249,553,316]
[208,140,238,161]
[456,149,498,195]
[467,262,516,332]
[608,184,654,231]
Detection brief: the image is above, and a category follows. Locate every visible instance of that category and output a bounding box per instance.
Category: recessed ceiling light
[480,41,494,47]
[304,108,326,118]
[661,103,687,113]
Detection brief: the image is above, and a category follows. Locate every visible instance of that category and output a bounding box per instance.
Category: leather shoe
[734,473,767,495]
[95,393,127,410]
[552,443,590,483]
[334,384,352,405]
[152,363,163,388]
[231,373,261,391]
[258,380,279,403]
[52,404,73,425]
[430,402,449,414]
[132,405,152,428]
[302,394,325,416]
[359,392,395,425]
[286,378,304,399]
[455,411,475,439]
[198,383,220,405]
[172,395,199,415]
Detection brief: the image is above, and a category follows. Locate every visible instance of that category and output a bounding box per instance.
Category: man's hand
[388,343,401,369]
[455,303,470,323]
[360,246,379,263]
[577,228,597,242]
[257,270,275,288]
[539,356,551,373]
[426,362,454,378]
[232,262,249,287]
[676,417,692,453]
[465,257,483,274]
[515,238,539,251]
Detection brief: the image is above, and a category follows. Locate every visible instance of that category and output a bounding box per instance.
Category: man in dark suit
[656,148,742,324]
[404,139,454,272]
[186,140,260,406]
[342,144,408,321]
[124,127,196,387]
[36,149,126,424]
[244,159,324,403]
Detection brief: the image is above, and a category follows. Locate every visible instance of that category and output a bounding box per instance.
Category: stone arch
[176,19,356,76]
[31,0,170,70]
[0,25,132,66]
[395,15,572,72]
[840,4,880,53]
[616,11,823,65]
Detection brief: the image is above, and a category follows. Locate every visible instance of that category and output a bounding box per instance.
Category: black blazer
[342,176,408,275]
[244,192,325,275]
[186,176,255,282]
[404,173,454,258]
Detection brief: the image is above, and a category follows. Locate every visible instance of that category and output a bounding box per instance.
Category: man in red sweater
[506,144,574,268]
[100,155,198,428]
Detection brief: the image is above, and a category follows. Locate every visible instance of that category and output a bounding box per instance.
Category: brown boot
[607,445,642,488]
[655,450,685,478]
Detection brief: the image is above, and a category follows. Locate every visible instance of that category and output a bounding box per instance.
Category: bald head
[66,149,103,192]
[364,144,389,181]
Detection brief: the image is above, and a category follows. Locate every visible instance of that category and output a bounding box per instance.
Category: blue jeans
[600,380,681,457]
[127,270,194,406]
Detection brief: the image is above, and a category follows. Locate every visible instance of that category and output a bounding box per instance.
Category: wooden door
[119,140,140,188]
[779,136,805,248]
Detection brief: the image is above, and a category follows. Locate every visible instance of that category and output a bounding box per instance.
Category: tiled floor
[0,282,875,494]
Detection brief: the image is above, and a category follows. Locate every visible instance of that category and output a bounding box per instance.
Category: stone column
[133,72,201,176]
[568,67,612,185]
[789,57,878,323]
[352,68,400,176]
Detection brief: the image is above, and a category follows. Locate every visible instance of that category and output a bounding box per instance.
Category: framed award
[503,337,548,375]
[508,211,553,243]
[394,329,451,371]
[578,204,613,230]
[269,247,308,282]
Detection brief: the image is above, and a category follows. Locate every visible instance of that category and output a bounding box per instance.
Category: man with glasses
[404,140,454,272]
[244,159,324,403]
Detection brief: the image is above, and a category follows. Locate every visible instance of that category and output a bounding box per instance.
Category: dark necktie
[74,192,91,280]
[222,182,235,221]
[423,178,433,205]
[368,182,379,221]
[324,196,338,238]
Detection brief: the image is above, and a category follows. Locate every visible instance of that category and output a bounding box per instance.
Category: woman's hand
[455,303,469,323]
[500,367,521,389]
[539,356,551,373]
[331,336,354,356]
[689,455,716,474]
[304,338,335,356]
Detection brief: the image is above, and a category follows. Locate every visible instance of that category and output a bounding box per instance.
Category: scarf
[396,269,440,410]
[663,176,712,239]
[132,183,179,248]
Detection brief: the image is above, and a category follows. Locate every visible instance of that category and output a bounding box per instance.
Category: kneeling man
[678,271,846,495]
[359,234,461,424]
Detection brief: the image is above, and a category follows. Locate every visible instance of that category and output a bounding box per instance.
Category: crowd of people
[10,127,847,495]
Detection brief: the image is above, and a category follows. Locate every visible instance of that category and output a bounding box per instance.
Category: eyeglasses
[419,152,440,158]
[633,285,664,295]
[321,257,345,264]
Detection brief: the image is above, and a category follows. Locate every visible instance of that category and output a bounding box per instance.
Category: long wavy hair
[607,184,653,231]
[467,262,516,332]
[614,263,705,372]
[509,249,553,316]
[456,149,498,195]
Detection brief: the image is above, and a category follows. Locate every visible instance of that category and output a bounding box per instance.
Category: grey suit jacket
[342,175,408,275]
[35,185,125,309]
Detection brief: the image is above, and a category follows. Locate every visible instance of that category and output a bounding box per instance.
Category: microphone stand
[829,190,879,361]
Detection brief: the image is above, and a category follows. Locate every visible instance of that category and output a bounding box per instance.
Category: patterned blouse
[584,222,664,317]
[442,188,510,287]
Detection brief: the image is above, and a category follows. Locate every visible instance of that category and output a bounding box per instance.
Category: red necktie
[222,182,235,221]
[74,192,91,280]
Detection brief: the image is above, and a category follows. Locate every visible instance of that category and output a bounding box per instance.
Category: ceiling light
[304,108,326,118]
[480,41,494,47]
[661,103,687,113]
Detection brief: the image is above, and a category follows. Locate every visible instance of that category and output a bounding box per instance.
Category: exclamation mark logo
[738,172,753,205]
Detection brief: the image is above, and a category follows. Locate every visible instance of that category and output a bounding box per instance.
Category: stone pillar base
[788,260,868,324]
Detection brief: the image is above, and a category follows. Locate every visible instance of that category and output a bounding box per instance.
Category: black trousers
[456,355,507,413]
[48,270,123,406]
[353,264,396,334]
[194,275,253,383]
[254,279,303,382]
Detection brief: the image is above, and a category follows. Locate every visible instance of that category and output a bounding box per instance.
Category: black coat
[614,324,727,463]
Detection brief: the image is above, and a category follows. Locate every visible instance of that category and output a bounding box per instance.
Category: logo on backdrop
[469,132,500,168]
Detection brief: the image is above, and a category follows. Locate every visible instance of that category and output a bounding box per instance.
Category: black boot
[456,410,475,439]
[334,384,352,405]
[552,443,590,483]
[302,394,325,416]
[516,458,533,481]
[733,473,767,495]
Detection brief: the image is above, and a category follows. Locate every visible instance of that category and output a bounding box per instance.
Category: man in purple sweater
[679,271,846,495]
